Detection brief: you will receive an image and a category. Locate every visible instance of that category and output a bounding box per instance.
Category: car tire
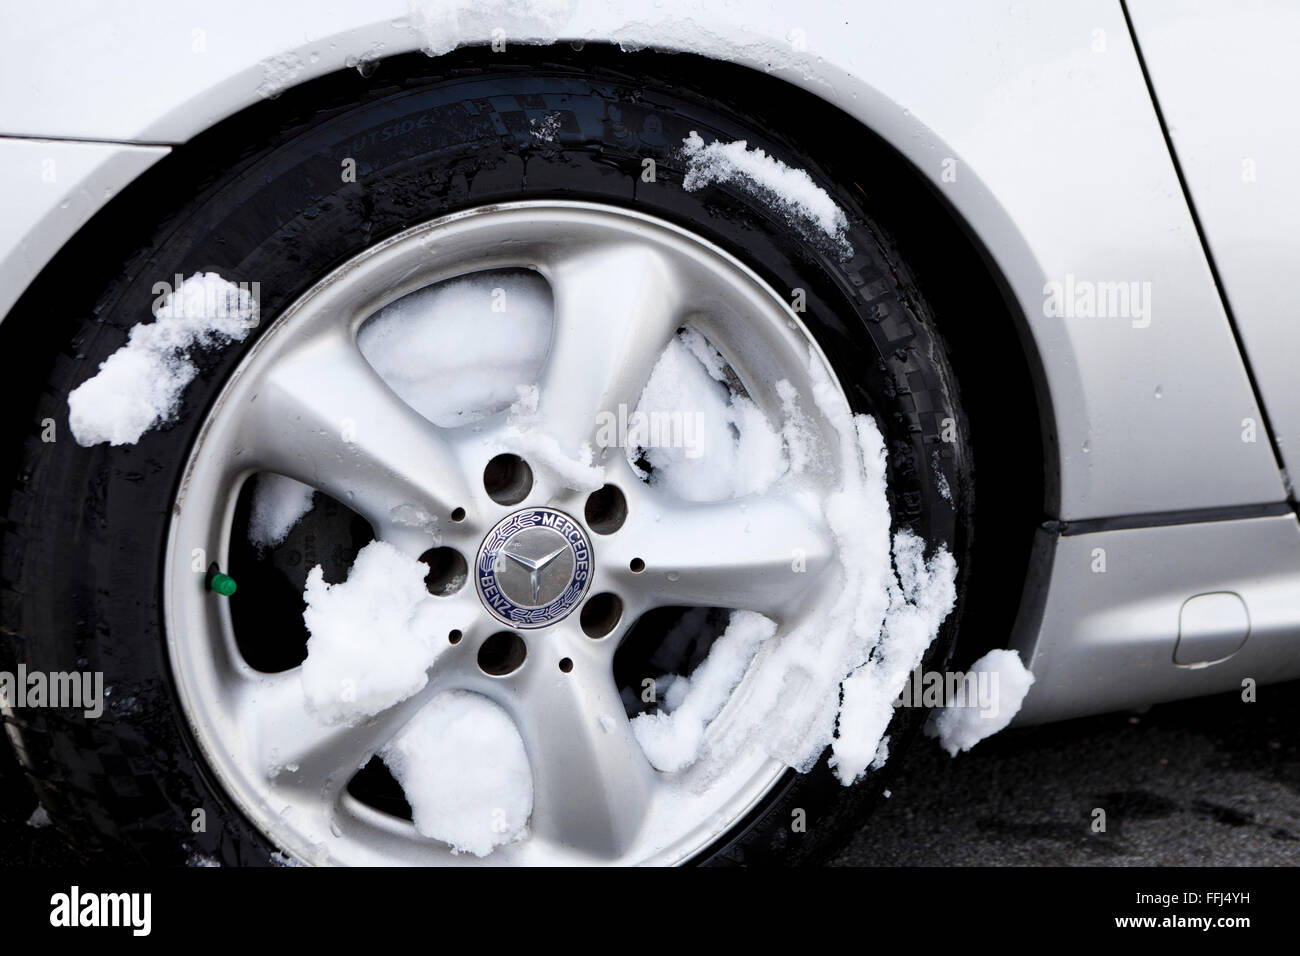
[0,49,972,866]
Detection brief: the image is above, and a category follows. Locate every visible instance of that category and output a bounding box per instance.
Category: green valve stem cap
[208,572,237,597]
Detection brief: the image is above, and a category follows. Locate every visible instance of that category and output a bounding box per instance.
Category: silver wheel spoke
[240,670,447,800]
[533,242,687,456]
[504,645,657,858]
[612,490,835,620]
[240,329,472,552]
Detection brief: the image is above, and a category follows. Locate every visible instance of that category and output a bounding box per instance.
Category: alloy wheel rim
[164,201,854,865]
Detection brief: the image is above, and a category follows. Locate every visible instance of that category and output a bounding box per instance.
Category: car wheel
[0,53,971,865]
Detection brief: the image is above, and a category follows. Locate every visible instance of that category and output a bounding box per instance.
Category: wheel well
[0,43,1048,666]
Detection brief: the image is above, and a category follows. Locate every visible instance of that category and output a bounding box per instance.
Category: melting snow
[680,132,854,259]
[632,329,787,501]
[928,649,1035,756]
[408,0,576,57]
[931,450,953,503]
[499,384,605,491]
[390,503,441,538]
[357,270,551,428]
[26,805,50,828]
[296,540,536,855]
[357,268,601,489]
[381,690,533,856]
[255,52,305,99]
[634,352,958,787]
[299,540,452,725]
[67,272,258,446]
[632,611,777,772]
[402,0,826,89]
[832,529,957,784]
[247,474,316,550]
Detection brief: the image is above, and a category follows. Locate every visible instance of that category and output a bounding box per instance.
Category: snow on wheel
[2,58,979,865]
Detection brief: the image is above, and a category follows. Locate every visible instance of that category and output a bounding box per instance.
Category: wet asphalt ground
[832,679,1299,866]
[3,679,1296,866]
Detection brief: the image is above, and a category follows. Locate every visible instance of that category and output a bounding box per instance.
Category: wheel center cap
[476,507,593,628]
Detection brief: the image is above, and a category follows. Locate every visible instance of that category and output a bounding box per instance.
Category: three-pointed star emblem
[501,542,568,604]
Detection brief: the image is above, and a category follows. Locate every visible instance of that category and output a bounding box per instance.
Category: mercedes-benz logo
[502,540,569,604]
[476,508,592,628]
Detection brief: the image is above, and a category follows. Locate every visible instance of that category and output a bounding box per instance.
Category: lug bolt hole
[580,592,623,639]
[450,507,466,522]
[584,484,627,535]
[484,454,533,506]
[558,657,573,673]
[448,629,463,645]
[629,557,645,573]
[478,632,526,676]
[419,547,468,596]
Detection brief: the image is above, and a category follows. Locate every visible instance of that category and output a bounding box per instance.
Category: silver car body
[2,0,1297,725]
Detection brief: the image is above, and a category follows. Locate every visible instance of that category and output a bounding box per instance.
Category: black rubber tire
[0,48,972,866]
